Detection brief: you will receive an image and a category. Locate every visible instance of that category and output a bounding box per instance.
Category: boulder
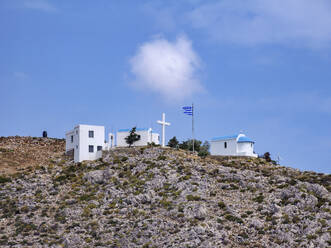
[83,169,111,184]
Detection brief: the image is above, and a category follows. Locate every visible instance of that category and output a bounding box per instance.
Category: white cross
[157,113,171,147]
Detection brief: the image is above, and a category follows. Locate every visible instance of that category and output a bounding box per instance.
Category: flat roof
[75,124,105,128]
[211,134,238,141]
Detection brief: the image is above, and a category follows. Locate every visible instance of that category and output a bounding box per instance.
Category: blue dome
[237,136,254,143]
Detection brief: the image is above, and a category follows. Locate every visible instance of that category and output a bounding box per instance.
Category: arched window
[224,142,227,148]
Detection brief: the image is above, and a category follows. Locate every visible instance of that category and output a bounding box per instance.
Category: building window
[224,142,227,149]
[89,130,94,138]
[97,146,102,151]
[251,143,253,147]
[89,145,94,153]
[71,135,74,143]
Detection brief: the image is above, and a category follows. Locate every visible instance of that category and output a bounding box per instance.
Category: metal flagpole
[192,103,194,153]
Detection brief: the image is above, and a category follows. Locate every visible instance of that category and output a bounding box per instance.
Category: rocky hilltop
[0,136,64,174]
[0,137,330,247]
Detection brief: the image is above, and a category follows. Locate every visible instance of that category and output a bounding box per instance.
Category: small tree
[198,141,210,158]
[263,152,272,162]
[168,136,179,148]
[178,140,189,150]
[125,127,141,147]
[179,139,202,152]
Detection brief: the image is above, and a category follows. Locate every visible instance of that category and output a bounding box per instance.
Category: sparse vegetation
[0,176,11,184]
[253,194,264,203]
[186,194,202,201]
[218,201,226,209]
[224,214,244,224]
[0,136,329,247]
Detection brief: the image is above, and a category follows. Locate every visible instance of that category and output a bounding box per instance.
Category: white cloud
[187,0,331,47]
[23,0,57,12]
[129,36,203,101]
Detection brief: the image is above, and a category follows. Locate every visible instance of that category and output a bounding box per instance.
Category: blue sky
[1,0,331,173]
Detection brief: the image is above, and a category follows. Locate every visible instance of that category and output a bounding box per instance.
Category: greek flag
[183,106,193,115]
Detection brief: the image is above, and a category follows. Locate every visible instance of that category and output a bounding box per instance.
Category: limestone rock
[83,169,110,184]
[0,139,330,248]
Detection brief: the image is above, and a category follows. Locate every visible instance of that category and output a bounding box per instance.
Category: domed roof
[237,136,255,143]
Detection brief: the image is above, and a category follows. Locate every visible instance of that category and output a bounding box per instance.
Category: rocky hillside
[0,138,330,247]
[0,136,64,174]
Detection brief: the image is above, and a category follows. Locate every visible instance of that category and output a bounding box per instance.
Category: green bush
[168,136,179,148]
[198,150,209,158]
[224,214,243,224]
[253,194,264,203]
[282,214,290,224]
[239,231,248,239]
[218,201,226,209]
[15,221,37,235]
[121,157,128,162]
[160,199,173,209]
[157,155,167,160]
[79,194,96,202]
[0,176,11,184]
[186,195,202,201]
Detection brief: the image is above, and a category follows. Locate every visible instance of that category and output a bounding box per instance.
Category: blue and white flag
[182,106,193,115]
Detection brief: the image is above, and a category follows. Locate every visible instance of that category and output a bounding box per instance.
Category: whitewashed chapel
[65,125,160,162]
[65,113,171,162]
[210,133,258,157]
[116,128,160,147]
[65,114,258,162]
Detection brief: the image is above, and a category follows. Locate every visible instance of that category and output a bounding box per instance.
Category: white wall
[210,134,257,157]
[210,138,237,156]
[116,128,160,147]
[65,130,75,151]
[65,124,105,162]
[79,125,105,162]
[237,142,257,157]
[108,133,115,149]
[151,133,160,144]
[65,128,79,161]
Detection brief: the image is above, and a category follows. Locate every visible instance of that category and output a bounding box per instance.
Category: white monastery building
[65,125,160,162]
[65,124,108,162]
[116,128,160,147]
[210,133,258,157]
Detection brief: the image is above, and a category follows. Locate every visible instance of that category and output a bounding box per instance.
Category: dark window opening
[224,142,227,149]
[89,130,94,138]
[89,145,94,153]
[97,146,102,151]
[71,135,73,143]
